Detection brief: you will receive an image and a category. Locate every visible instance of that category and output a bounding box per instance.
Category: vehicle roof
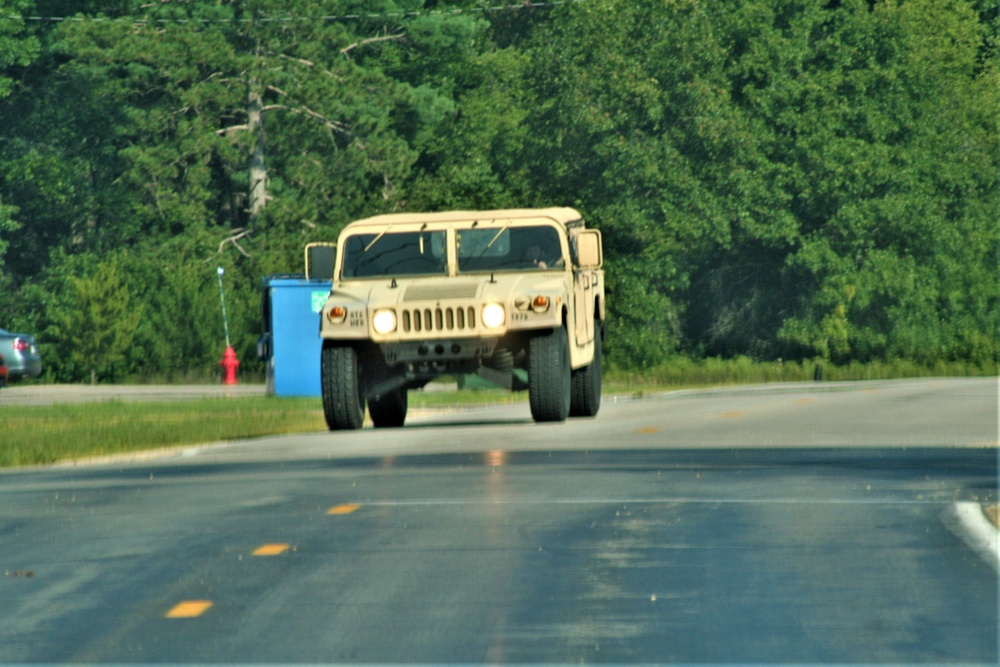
[341,207,584,231]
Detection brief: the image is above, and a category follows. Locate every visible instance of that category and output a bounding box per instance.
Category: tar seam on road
[354,496,966,507]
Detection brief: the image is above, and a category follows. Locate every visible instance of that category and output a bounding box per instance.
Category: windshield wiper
[482,223,509,254]
[363,225,392,253]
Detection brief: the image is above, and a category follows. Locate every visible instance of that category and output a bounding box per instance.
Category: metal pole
[217,267,231,348]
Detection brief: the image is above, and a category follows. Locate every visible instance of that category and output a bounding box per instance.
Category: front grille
[403,283,479,301]
[401,306,477,334]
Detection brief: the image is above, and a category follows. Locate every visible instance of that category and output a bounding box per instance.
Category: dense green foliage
[0,0,996,381]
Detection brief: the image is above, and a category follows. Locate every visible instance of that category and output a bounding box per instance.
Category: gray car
[0,328,42,380]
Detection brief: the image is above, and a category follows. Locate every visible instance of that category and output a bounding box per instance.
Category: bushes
[607,355,997,389]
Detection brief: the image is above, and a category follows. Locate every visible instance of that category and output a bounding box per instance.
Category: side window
[518,227,563,270]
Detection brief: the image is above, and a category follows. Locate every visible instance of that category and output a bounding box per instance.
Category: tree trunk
[248,77,266,226]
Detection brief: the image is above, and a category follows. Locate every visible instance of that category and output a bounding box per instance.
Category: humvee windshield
[340,225,564,278]
[341,230,447,278]
[458,225,563,273]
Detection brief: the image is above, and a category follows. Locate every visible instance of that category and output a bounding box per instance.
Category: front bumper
[379,337,500,366]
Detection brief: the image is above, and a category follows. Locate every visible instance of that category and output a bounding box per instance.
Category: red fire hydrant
[219,345,240,385]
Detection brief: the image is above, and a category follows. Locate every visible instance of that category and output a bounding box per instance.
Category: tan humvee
[310,207,604,429]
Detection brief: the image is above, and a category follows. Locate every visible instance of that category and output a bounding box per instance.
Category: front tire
[321,343,365,430]
[529,326,571,423]
[570,322,602,418]
[369,388,408,428]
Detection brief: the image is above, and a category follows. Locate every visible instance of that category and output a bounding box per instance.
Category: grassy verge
[608,356,995,388]
[0,391,531,468]
[2,357,994,469]
[1,398,326,468]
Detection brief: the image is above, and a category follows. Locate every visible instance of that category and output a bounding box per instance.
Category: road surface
[1,378,997,663]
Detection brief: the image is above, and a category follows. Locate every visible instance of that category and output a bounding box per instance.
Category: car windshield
[457,225,563,273]
[341,230,447,278]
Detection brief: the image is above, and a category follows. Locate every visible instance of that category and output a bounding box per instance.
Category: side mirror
[576,230,603,269]
[305,243,336,281]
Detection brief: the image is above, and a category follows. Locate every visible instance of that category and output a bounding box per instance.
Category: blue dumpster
[259,274,331,397]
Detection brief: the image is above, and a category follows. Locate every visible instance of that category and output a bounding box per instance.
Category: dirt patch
[983,504,1000,529]
[0,383,265,406]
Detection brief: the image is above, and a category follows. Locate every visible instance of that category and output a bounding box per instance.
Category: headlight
[481,303,506,329]
[372,309,397,334]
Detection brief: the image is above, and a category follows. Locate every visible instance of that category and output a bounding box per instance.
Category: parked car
[0,353,8,388]
[0,329,42,381]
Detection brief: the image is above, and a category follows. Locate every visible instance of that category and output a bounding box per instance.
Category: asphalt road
[1,378,997,664]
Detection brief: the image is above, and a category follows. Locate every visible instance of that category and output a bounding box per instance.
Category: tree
[0,0,38,270]
[467,0,789,364]
[0,1,38,97]
[475,0,998,367]
[0,1,996,379]
[46,253,144,383]
[1,1,490,378]
[775,0,999,364]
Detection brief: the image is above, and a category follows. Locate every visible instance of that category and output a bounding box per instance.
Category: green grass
[2,356,994,468]
[608,355,996,386]
[1,398,326,468]
[0,391,530,468]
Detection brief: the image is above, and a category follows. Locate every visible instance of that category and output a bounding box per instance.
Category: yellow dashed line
[637,426,660,435]
[165,600,213,618]
[252,543,290,556]
[327,503,361,515]
[719,411,746,419]
[795,398,814,405]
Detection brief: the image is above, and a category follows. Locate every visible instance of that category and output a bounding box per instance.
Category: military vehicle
[311,207,604,429]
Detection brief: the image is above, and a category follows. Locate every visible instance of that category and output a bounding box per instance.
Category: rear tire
[529,326,571,423]
[321,343,365,430]
[369,388,408,428]
[570,322,602,418]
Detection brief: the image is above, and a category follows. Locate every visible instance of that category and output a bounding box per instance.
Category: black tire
[321,343,365,430]
[570,322,602,417]
[529,326,571,423]
[369,388,408,428]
